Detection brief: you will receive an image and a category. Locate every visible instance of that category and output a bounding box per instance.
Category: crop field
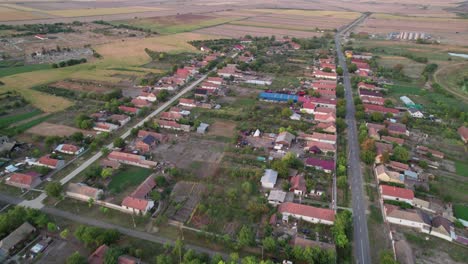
[195,24,321,38]
[0,64,51,78]
[251,9,360,19]
[356,13,468,45]
[377,56,426,79]
[0,109,42,129]
[113,14,243,34]
[44,7,165,17]
[0,6,42,21]
[108,166,153,194]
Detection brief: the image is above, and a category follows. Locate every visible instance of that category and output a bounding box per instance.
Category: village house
[380,185,414,205]
[381,136,404,146]
[363,104,399,116]
[358,82,377,90]
[55,144,84,155]
[108,114,131,126]
[278,202,335,225]
[305,141,336,154]
[66,183,103,202]
[374,165,404,184]
[135,134,158,153]
[305,157,335,173]
[429,216,454,242]
[305,132,337,144]
[108,151,157,169]
[100,159,121,170]
[458,126,468,143]
[118,106,140,115]
[35,155,65,169]
[320,62,336,72]
[387,123,409,137]
[261,169,278,189]
[194,88,208,99]
[218,64,243,78]
[359,89,383,98]
[289,175,307,196]
[361,96,385,105]
[156,120,190,132]
[301,102,316,114]
[137,130,167,143]
[313,70,337,80]
[375,142,393,164]
[179,98,197,108]
[206,77,223,85]
[268,190,287,206]
[388,161,410,172]
[275,131,296,147]
[201,81,219,91]
[311,80,336,91]
[160,111,182,121]
[408,108,424,118]
[314,89,337,99]
[93,122,119,133]
[305,97,337,109]
[6,172,42,189]
[0,222,36,257]
[384,204,430,232]
[314,112,336,123]
[366,123,385,140]
[137,91,157,102]
[315,122,336,134]
[416,145,444,159]
[88,244,109,264]
[122,176,157,215]
[131,98,152,108]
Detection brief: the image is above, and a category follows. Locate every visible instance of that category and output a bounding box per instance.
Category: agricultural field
[25,122,95,137]
[434,62,468,103]
[196,24,321,38]
[44,7,165,17]
[453,204,468,221]
[0,5,43,21]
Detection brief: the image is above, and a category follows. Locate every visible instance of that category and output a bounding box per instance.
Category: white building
[408,108,424,118]
[278,202,335,225]
[261,169,278,189]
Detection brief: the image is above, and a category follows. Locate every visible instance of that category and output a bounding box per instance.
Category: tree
[237,225,254,247]
[101,168,113,179]
[332,210,352,248]
[45,181,63,198]
[337,176,347,189]
[262,236,277,252]
[370,112,384,122]
[58,229,69,239]
[336,66,343,75]
[150,190,161,201]
[157,90,170,101]
[384,99,394,108]
[88,198,94,208]
[47,222,58,232]
[104,247,124,264]
[70,132,84,142]
[393,146,410,162]
[336,118,347,133]
[379,250,398,264]
[241,181,252,194]
[66,252,87,264]
[348,63,357,73]
[113,138,125,148]
[281,108,293,118]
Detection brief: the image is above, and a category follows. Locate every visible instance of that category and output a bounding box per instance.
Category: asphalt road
[335,14,372,264]
[0,192,229,259]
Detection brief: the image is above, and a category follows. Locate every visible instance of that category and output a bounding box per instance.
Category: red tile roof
[278,202,335,222]
[179,98,195,105]
[364,104,399,115]
[108,151,144,163]
[131,176,156,199]
[131,98,151,108]
[380,185,414,200]
[358,82,376,90]
[122,196,149,211]
[38,155,61,167]
[119,106,139,114]
[290,175,307,193]
[59,144,80,153]
[458,126,468,142]
[88,244,109,264]
[305,157,335,171]
[7,172,40,187]
[302,102,316,110]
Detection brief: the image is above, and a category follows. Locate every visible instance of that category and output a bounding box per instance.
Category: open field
[0,64,51,78]
[0,109,42,129]
[108,166,153,194]
[207,120,237,137]
[45,6,165,17]
[26,122,95,137]
[377,56,426,79]
[50,79,122,94]
[455,161,468,178]
[434,62,468,103]
[113,14,244,34]
[453,204,468,221]
[356,13,468,45]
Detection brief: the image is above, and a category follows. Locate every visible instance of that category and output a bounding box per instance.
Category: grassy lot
[377,56,425,79]
[434,62,468,103]
[385,83,425,96]
[453,204,468,221]
[108,166,153,194]
[0,109,42,129]
[5,114,51,136]
[0,64,51,78]
[455,160,468,177]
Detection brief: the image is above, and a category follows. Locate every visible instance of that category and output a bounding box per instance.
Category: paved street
[0,193,229,259]
[335,14,372,264]
[19,72,211,209]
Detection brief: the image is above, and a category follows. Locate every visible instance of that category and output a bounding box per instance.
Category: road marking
[361,239,365,264]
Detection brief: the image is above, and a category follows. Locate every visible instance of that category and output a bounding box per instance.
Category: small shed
[197,123,209,134]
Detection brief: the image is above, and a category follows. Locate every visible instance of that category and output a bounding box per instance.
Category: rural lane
[20,71,211,209]
[335,14,372,264]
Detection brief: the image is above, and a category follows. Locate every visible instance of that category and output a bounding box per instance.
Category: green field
[108,166,152,194]
[0,64,51,78]
[5,114,51,136]
[455,161,468,177]
[453,204,468,221]
[386,83,425,96]
[0,109,42,129]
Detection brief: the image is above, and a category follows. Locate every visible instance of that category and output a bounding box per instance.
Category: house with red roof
[301,102,316,114]
[312,80,336,91]
[131,98,151,108]
[179,98,196,108]
[137,130,167,142]
[93,122,119,133]
[135,134,158,153]
[278,202,335,225]
[305,141,336,154]
[88,244,109,264]
[121,176,157,214]
[358,82,376,90]
[380,184,414,205]
[314,112,336,123]
[119,106,140,115]
[315,122,336,134]
[290,42,301,50]
[381,136,404,146]
[36,155,65,169]
[160,111,182,121]
[108,151,157,169]
[305,132,337,144]
[458,126,468,144]
[388,161,410,172]
[363,104,399,116]
[305,97,337,109]
[375,142,393,164]
[201,81,219,91]
[361,96,385,105]
[67,183,103,201]
[156,119,190,132]
[108,114,131,126]
[6,172,42,189]
[320,62,336,72]
[305,157,335,173]
[313,70,337,80]
[207,77,223,85]
[359,89,383,98]
[416,145,444,159]
[289,175,307,196]
[55,144,84,155]
[315,89,336,99]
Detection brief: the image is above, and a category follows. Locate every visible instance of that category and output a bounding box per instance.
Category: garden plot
[26,122,96,137]
[166,181,206,223]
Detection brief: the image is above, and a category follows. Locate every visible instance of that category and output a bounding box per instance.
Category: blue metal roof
[259,92,298,102]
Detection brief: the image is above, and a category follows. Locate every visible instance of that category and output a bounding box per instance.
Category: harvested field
[356,13,468,45]
[0,6,43,21]
[206,120,237,137]
[195,24,321,38]
[45,7,165,17]
[167,181,206,223]
[26,122,96,137]
[251,9,360,19]
[50,79,123,94]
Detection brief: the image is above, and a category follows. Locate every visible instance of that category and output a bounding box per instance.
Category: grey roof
[197,123,209,133]
[0,222,35,253]
[404,170,418,179]
[142,135,156,145]
[261,169,278,185]
[268,190,287,202]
